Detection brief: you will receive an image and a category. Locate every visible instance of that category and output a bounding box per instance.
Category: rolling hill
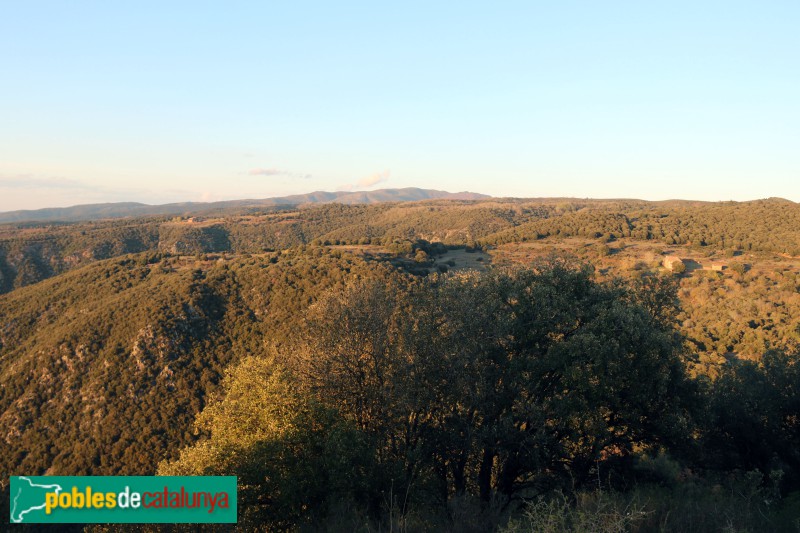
[0,247,395,479]
[0,187,489,223]
[2,197,800,529]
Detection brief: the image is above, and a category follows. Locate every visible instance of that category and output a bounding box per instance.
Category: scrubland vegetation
[2,197,800,531]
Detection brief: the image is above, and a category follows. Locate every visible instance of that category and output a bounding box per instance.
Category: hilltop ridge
[0,187,489,223]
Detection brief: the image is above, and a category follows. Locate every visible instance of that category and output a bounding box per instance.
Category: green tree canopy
[164,261,696,528]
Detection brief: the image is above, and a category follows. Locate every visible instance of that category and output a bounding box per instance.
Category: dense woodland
[1,198,800,531]
[4,198,800,295]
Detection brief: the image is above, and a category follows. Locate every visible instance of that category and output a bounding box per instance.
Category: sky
[1,1,799,211]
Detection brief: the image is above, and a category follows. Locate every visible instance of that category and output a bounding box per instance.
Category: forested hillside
[154,260,799,532]
[0,187,488,223]
[2,197,800,530]
[0,248,394,478]
[4,197,800,295]
[7,197,799,372]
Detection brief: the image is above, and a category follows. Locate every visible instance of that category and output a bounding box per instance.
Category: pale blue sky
[1,1,798,211]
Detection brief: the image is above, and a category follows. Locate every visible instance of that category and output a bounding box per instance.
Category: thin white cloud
[358,169,390,187]
[247,167,312,179]
[339,169,390,191]
[248,167,283,176]
[0,174,95,190]
[0,173,202,211]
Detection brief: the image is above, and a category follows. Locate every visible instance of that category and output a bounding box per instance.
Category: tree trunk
[478,447,495,503]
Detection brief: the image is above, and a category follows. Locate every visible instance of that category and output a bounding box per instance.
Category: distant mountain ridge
[0,188,490,223]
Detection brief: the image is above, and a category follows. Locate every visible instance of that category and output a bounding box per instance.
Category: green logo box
[9,476,237,524]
